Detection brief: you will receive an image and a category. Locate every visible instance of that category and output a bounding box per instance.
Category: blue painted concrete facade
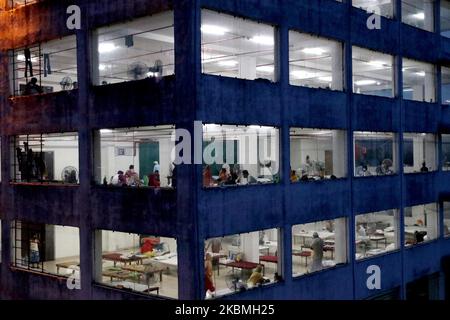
[0,0,449,300]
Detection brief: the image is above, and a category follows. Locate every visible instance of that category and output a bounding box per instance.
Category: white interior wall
[42,139,79,180]
[102,231,177,253]
[54,226,80,259]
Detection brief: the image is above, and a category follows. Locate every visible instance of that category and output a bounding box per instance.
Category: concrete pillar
[93,230,103,283]
[93,130,101,184]
[333,130,347,178]
[424,134,437,171]
[393,209,400,249]
[334,218,347,264]
[240,231,260,263]
[331,42,343,91]
[426,205,438,240]
[412,85,424,101]
[424,70,436,103]
[424,0,434,32]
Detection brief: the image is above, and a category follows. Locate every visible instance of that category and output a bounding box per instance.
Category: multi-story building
[0,0,450,300]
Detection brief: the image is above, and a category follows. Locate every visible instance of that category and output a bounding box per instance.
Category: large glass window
[202,124,279,187]
[11,221,80,278]
[444,202,450,237]
[355,209,400,260]
[201,9,275,81]
[402,0,434,32]
[204,228,280,299]
[443,134,450,171]
[95,230,178,298]
[354,131,397,177]
[404,203,439,246]
[93,12,174,85]
[403,58,436,103]
[352,0,394,19]
[403,133,437,173]
[11,132,79,184]
[95,126,175,188]
[292,218,347,277]
[289,31,343,91]
[289,128,347,182]
[9,35,77,96]
[441,1,450,37]
[352,46,394,98]
[442,66,450,105]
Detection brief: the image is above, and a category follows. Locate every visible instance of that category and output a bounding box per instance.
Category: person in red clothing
[148,170,160,187]
[204,253,215,296]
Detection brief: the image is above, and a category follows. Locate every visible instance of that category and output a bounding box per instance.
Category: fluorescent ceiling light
[250,36,274,46]
[412,12,425,20]
[98,43,117,53]
[318,76,332,82]
[368,60,386,67]
[302,47,326,55]
[256,65,274,73]
[201,24,228,35]
[355,79,377,86]
[100,129,113,134]
[415,71,426,77]
[291,70,314,79]
[17,54,37,62]
[218,60,238,67]
[403,88,414,92]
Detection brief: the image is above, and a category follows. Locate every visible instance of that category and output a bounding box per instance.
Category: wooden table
[56,261,79,274]
[102,253,144,267]
[122,264,165,282]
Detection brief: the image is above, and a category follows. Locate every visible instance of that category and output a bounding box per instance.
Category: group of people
[107,161,176,188]
[203,164,257,187]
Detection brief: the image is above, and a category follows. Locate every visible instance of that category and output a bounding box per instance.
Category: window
[95,126,175,188]
[403,58,436,103]
[354,131,397,176]
[402,0,434,32]
[355,209,400,260]
[289,128,347,182]
[11,221,80,277]
[11,132,79,184]
[443,134,450,171]
[95,230,178,298]
[204,228,280,299]
[202,124,279,187]
[442,66,450,104]
[93,11,174,86]
[352,46,394,98]
[441,1,450,37]
[9,35,77,96]
[292,218,347,277]
[201,9,275,81]
[289,31,343,91]
[9,0,39,8]
[403,133,437,173]
[444,202,450,237]
[352,0,394,19]
[404,203,439,246]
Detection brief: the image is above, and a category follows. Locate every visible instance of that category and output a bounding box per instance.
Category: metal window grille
[11,220,46,273]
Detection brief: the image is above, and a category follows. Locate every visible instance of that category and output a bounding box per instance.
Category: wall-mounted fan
[127,61,149,80]
[62,166,78,184]
[60,76,73,90]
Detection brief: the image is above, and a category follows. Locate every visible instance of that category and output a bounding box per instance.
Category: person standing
[309,232,324,273]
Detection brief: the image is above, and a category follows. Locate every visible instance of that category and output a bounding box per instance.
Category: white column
[426,206,439,240]
[334,218,347,264]
[424,70,435,103]
[424,134,437,171]
[331,42,343,91]
[393,210,400,249]
[332,131,347,178]
[239,56,256,80]
[424,0,434,32]
[240,231,260,263]
[413,136,423,172]
[93,230,103,283]
[412,85,424,102]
